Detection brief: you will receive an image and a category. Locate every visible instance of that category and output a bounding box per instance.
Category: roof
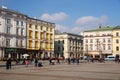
[56,32,83,37]
[84,26,114,32]
[0,7,27,16]
[113,26,120,30]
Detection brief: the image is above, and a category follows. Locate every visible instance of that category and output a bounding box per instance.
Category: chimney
[98,24,102,29]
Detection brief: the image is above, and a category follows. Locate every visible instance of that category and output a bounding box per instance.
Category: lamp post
[43,30,46,58]
[97,40,103,58]
[1,38,5,60]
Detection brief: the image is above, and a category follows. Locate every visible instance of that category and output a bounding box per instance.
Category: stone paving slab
[0,61,120,80]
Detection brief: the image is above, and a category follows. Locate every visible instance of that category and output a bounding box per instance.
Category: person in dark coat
[76,58,79,65]
[6,58,11,69]
[49,58,52,65]
[6,58,9,69]
[8,58,11,69]
[34,58,38,67]
[68,58,71,64]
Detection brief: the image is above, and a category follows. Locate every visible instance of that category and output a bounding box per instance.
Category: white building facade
[0,6,27,60]
[55,32,83,59]
[82,26,113,58]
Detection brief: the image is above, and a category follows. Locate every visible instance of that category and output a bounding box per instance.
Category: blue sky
[0,0,120,34]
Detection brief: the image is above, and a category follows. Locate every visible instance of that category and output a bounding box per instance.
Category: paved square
[0,61,120,80]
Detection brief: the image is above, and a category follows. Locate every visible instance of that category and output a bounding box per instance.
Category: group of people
[5,56,120,70]
[49,58,61,65]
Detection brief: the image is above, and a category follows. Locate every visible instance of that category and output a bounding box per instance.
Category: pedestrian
[68,58,71,64]
[49,58,52,65]
[6,58,9,69]
[8,58,11,69]
[62,56,65,63]
[76,58,79,65]
[91,57,94,63]
[15,58,19,64]
[118,58,120,64]
[56,58,60,64]
[22,58,26,64]
[25,59,29,67]
[34,58,38,67]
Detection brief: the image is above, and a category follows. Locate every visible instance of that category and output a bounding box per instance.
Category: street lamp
[97,40,103,58]
[43,30,46,58]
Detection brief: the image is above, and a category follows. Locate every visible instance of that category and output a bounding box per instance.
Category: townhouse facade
[54,32,83,59]
[0,6,27,60]
[82,26,113,58]
[0,6,55,60]
[112,26,120,57]
[27,17,55,59]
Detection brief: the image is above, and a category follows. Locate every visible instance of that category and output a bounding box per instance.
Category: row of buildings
[55,25,120,59]
[82,26,120,58]
[0,6,120,60]
[0,6,55,60]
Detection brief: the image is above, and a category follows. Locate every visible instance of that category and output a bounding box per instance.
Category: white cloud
[40,12,69,22]
[55,24,69,32]
[55,24,81,34]
[75,16,108,32]
[76,16,108,26]
[55,16,108,34]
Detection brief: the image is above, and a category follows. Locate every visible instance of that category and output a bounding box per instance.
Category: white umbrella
[22,54,29,58]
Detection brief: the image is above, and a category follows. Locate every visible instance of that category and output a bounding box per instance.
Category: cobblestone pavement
[0,61,120,80]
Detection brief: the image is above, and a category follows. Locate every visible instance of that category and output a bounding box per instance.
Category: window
[6,39,10,46]
[35,25,38,29]
[16,28,19,35]
[6,18,11,24]
[116,39,119,44]
[46,27,48,31]
[103,39,105,43]
[21,28,24,35]
[90,39,93,43]
[85,39,88,43]
[103,45,105,50]
[62,40,64,44]
[108,45,111,50]
[21,40,23,47]
[116,46,119,51]
[16,20,19,26]
[29,24,32,28]
[90,45,93,50]
[6,27,10,33]
[96,39,99,43]
[58,40,60,44]
[96,46,99,51]
[108,38,111,43]
[21,21,23,26]
[50,28,52,32]
[116,32,119,37]
[41,26,43,30]
[16,40,19,46]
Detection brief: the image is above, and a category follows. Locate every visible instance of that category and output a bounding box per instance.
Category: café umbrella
[22,54,29,58]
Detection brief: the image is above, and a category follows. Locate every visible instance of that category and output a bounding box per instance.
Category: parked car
[105,56,115,61]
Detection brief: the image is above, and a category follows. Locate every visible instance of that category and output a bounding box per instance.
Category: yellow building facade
[112,26,120,57]
[27,17,55,59]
